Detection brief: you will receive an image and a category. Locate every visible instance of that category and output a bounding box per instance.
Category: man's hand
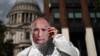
[48,27,58,39]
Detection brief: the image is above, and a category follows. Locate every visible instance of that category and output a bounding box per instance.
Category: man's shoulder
[17,46,32,56]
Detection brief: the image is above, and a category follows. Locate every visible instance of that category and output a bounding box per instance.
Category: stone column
[11,15,13,24]
[23,32,26,41]
[17,31,21,43]
[32,13,34,21]
[17,13,22,24]
[14,14,16,24]
[80,0,97,56]
[59,0,70,41]
[12,15,14,24]
[12,15,13,24]
[24,13,26,23]
[28,13,30,23]
[13,15,15,24]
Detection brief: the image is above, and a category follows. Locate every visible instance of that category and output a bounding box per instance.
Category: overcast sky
[0,0,43,24]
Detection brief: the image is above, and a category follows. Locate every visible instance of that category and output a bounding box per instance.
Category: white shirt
[17,34,80,56]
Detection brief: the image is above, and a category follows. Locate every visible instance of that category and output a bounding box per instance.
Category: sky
[0,0,43,24]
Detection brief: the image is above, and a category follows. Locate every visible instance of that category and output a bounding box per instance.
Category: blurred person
[17,16,80,56]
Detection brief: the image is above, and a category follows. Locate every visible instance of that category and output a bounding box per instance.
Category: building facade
[44,0,100,56]
[5,0,42,56]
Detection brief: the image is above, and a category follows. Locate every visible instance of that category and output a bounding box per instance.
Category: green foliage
[0,20,14,56]
[0,20,6,43]
[0,40,14,56]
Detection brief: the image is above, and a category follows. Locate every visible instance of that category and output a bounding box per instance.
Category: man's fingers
[48,27,58,35]
[48,27,58,32]
[48,27,56,31]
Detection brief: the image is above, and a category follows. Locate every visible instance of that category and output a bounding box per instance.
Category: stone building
[5,0,41,56]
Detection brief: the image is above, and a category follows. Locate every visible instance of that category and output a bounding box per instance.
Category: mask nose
[38,30,42,37]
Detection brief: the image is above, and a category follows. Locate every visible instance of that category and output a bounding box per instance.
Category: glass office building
[44,0,100,56]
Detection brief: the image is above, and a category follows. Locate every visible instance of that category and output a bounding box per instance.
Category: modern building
[5,0,41,56]
[5,0,100,56]
[44,0,100,56]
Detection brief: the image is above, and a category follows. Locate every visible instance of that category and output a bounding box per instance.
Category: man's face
[31,18,49,44]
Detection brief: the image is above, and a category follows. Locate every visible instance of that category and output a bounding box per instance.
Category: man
[17,17,80,56]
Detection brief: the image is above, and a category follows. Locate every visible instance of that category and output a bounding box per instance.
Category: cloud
[9,0,16,4]
[0,10,3,14]
[0,0,16,24]
[36,0,44,12]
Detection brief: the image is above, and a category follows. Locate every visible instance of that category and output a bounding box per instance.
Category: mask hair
[30,13,52,29]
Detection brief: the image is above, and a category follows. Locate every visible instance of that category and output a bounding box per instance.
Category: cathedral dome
[7,0,41,26]
[15,0,38,5]
[9,0,40,13]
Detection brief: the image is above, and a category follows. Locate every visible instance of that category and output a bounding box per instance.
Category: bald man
[17,17,80,56]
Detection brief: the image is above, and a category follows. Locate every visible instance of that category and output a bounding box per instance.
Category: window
[22,13,24,23]
[90,12,100,18]
[75,12,82,18]
[54,12,60,19]
[68,12,74,18]
[90,12,95,18]
[96,12,100,18]
[25,32,30,39]
[68,12,82,19]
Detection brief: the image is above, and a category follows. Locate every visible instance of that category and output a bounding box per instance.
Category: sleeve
[17,46,32,56]
[53,34,80,56]
[17,52,24,56]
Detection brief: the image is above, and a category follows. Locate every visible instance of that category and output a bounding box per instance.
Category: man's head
[31,17,50,44]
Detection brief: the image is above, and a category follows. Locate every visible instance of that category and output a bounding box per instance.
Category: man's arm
[49,27,80,56]
[53,34,80,56]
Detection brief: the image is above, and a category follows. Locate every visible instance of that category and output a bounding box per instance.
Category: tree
[0,20,14,56]
[0,20,6,43]
[0,20,6,56]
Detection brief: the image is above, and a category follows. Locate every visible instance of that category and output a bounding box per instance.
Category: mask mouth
[36,38,44,41]
[30,34,47,48]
